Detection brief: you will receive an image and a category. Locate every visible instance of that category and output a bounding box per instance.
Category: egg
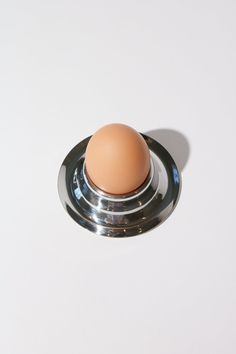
[85,123,151,195]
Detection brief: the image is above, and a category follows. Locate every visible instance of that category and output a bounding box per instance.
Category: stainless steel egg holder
[58,134,181,237]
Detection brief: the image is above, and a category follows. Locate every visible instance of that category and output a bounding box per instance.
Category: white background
[1,1,236,353]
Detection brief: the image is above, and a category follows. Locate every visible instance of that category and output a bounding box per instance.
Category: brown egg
[85,123,151,195]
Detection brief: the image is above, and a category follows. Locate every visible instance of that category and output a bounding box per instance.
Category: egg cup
[58,134,181,237]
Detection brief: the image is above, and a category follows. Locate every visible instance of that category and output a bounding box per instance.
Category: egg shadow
[145,129,190,172]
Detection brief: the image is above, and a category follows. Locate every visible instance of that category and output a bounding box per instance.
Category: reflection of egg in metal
[58,123,181,237]
[85,124,151,195]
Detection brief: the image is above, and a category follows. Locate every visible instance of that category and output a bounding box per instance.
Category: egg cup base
[58,134,181,237]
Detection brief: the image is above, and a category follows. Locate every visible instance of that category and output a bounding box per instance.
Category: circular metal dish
[58,134,181,237]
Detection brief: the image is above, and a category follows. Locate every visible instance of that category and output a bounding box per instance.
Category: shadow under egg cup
[58,134,181,237]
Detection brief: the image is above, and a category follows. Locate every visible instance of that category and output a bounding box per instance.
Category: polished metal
[58,134,181,237]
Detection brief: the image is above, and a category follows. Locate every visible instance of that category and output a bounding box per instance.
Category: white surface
[1,1,236,353]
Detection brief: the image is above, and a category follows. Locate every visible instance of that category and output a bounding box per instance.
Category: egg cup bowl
[58,134,181,237]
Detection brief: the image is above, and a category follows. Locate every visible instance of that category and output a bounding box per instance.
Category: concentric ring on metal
[58,134,181,237]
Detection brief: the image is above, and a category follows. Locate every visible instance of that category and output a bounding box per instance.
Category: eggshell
[85,123,151,195]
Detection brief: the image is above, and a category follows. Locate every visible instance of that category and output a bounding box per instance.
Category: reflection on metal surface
[58,134,181,237]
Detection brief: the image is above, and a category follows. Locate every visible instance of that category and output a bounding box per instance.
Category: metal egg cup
[58,134,181,237]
